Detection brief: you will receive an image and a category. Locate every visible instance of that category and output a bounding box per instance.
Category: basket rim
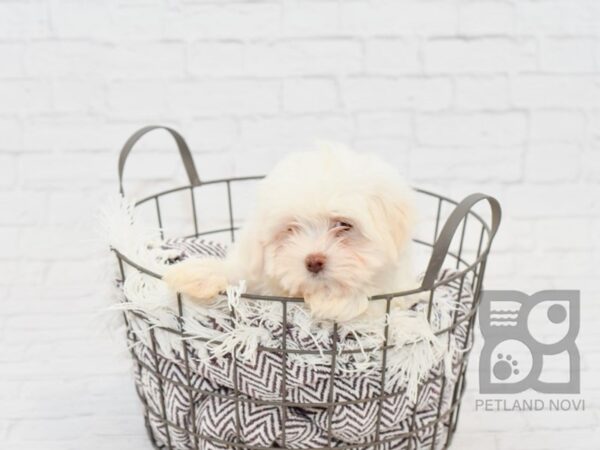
[113,178,494,302]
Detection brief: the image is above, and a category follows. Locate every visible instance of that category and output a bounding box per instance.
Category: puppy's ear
[367,189,415,259]
[231,221,265,281]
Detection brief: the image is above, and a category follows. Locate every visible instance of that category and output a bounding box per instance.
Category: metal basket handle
[421,193,501,290]
[118,125,201,195]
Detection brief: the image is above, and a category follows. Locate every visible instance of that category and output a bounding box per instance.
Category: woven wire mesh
[112,126,500,450]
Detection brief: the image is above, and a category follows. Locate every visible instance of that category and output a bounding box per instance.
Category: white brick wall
[1,1,598,449]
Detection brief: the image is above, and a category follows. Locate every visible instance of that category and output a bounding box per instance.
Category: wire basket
[112,126,501,450]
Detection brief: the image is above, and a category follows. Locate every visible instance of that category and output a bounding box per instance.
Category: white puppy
[163,146,417,322]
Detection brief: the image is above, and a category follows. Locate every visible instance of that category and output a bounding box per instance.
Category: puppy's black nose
[305,253,326,274]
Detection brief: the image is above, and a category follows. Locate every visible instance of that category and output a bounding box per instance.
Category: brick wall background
[1,0,599,449]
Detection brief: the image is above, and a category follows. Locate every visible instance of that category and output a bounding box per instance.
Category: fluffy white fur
[163,145,417,322]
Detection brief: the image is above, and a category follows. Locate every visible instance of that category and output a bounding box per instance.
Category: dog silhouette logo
[479,290,580,394]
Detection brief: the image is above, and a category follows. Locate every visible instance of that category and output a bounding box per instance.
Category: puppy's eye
[332,221,353,231]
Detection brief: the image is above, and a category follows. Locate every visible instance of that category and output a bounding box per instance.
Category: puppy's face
[247,146,415,320]
[265,214,383,299]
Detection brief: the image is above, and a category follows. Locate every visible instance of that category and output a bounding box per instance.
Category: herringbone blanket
[121,238,474,450]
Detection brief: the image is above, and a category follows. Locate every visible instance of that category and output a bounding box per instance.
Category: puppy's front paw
[304,291,369,322]
[163,258,228,302]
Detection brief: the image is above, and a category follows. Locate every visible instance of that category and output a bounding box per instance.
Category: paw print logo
[493,354,519,380]
[479,290,580,394]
